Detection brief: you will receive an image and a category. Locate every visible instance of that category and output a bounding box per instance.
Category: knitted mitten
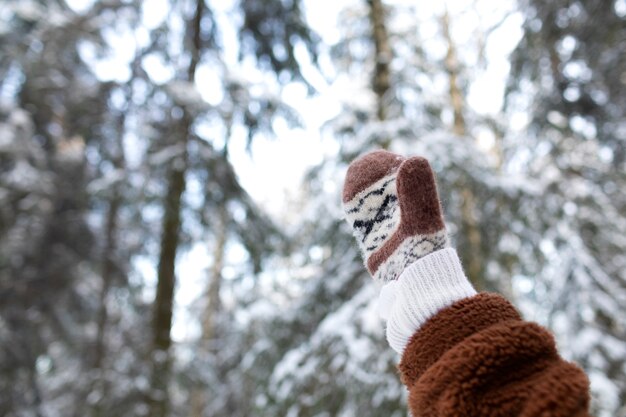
[343,150,476,354]
[342,150,449,283]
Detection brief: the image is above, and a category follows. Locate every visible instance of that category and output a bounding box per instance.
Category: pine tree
[507,1,626,415]
[0,1,149,415]
[0,0,318,415]
[136,0,319,415]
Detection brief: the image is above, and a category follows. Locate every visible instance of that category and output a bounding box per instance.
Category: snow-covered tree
[0,0,318,415]
[242,1,525,415]
[1,0,624,416]
[507,1,626,415]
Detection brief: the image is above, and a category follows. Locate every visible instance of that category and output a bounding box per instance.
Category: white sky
[229,0,522,216]
[69,0,524,342]
[72,0,522,219]
[174,0,523,342]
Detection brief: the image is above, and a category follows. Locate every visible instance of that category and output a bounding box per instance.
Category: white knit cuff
[385,248,476,355]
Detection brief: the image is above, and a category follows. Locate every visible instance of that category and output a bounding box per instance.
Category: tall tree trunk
[28,364,44,417]
[442,8,466,137]
[441,7,485,290]
[201,206,227,342]
[90,101,127,417]
[150,145,187,417]
[190,207,228,417]
[149,2,204,416]
[367,0,392,146]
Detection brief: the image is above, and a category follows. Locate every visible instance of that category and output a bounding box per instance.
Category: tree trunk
[442,8,466,137]
[367,0,392,146]
[150,147,187,417]
[201,207,227,342]
[190,207,228,417]
[149,1,204,416]
[90,101,127,417]
[441,7,485,290]
[28,364,44,417]
[90,187,121,417]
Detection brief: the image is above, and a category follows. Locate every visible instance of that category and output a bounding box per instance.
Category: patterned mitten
[343,150,449,282]
[343,150,476,354]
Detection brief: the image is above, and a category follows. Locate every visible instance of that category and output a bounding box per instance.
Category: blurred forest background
[1,0,625,416]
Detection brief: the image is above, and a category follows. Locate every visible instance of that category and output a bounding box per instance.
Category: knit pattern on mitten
[343,150,449,284]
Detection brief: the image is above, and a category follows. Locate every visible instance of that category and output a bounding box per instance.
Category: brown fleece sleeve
[398,293,591,417]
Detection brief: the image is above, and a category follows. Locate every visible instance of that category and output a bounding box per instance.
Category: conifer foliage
[0,1,624,417]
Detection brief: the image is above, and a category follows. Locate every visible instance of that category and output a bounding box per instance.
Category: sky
[228,0,523,218]
[68,0,524,342]
[69,0,523,220]
[176,0,524,342]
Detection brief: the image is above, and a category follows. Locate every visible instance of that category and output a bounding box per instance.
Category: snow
[5,160,47,192]
[1,0,624,415]
[148,144,185,166]
[12,1,43,21]
[87,169,126,194]
[165,80,209,110]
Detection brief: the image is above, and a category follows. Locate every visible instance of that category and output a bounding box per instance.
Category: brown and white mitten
[343,150,476,354]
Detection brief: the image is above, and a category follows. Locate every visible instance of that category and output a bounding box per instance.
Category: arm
[399,293,590,417]
[342,150,591,417]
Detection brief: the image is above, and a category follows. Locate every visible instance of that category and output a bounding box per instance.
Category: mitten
[343,150,476,354]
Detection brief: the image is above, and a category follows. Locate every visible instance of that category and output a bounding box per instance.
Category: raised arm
[342,150,590,417]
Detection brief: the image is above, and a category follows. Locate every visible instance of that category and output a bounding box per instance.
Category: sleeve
[397,293,591,417]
